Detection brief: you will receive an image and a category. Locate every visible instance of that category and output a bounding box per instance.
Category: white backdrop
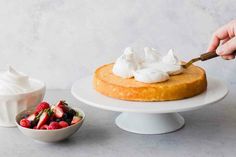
[0,0,235,89]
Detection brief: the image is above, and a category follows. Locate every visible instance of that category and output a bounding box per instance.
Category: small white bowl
[0,79,45,127]
[16,108,85,143]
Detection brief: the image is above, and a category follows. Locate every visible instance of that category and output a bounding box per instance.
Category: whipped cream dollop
[161,49,183,75]
[134,68,169,83]
[112,47,184,83]
[142,49,183,75]
[162,49,179,65]
[0,66,32,95]
[112,47,141,78]
[144,47,162,63]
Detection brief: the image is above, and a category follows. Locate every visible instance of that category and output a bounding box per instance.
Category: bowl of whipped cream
[0,66,46,127]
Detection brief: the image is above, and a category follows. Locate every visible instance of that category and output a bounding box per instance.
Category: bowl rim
[0,78,46,97]
[15,107,85,132]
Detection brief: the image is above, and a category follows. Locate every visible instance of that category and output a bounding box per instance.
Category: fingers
[227,20,236,38]
[207,24,231,52]
[207,20,236,60]
[220,36,236,59]
[207,35,221,52]
[216,37,236,55]
[222,37,230,44]
[222,54,235,60]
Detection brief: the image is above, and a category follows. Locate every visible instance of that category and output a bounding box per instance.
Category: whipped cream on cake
[161,49,183,75]
[133,68,169,83]
[113,47,183,83]
[144,47,162,63]
[112,47,141,78]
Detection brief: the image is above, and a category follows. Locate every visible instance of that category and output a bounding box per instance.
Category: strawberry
[71,116,82,125]
[40,124,48,130]
[20,119,31,128]
[53,106,64,118]
[35,102,50,114]
[56,101,69,113]
[62,106,69,113]
[26,113,36,121]
[56,100,68,106]
[48,122,61,130]
[33,126,37,129]
[59,121,69,128]
[36,112,49,129]
[56,101,64,108]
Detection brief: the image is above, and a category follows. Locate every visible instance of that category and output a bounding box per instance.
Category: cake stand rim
[71,76,228,113]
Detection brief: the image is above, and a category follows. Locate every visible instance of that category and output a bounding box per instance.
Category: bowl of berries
[16,100,84,143]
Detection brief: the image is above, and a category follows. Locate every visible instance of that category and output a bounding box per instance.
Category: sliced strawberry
[56,101,64,108]
[71,116,82,125]
[56,100,68,106]
[35,102,50,114]
[62,106,69,113]
[53,106,64,118]
[36,112,49,129]
[26,113,36,121]
[56,101,69,113]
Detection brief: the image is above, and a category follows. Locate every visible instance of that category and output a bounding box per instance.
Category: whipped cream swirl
[0,66,32,95]
[113,47,184,83]
[144,49,183,75]
[144,47,162,63]
[161,49,183,75]
[112,47,141,78]
[162,49,179,64]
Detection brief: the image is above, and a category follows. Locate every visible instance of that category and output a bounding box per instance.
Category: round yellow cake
[93,63,207,101]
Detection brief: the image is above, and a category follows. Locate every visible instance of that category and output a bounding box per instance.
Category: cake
[93,63,207,101]
[93,47,207,101]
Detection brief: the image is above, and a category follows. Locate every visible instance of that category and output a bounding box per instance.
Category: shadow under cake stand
[71,76,228,134]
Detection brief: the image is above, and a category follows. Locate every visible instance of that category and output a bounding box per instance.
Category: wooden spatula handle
[200,50,236,61]
[200,51,218,61]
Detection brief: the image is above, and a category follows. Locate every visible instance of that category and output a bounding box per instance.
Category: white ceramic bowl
[16,108,85,143]
[0,79,45,127]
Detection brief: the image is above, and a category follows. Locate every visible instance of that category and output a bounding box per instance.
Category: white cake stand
[71,76,228,134]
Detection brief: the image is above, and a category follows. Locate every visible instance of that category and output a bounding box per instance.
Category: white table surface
[1,88,236,157]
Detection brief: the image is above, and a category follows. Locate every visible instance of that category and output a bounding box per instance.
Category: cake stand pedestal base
[115,112,184,134]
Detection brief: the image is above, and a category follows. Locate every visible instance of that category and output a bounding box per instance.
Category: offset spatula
[182,51,219,69]
[182,50,236,68]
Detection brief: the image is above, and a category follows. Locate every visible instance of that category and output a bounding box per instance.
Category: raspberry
[59,121,69,128]
[48,122,61,130]
[35,102,50,114]
[20,119,31,128]
[40,124,48,130]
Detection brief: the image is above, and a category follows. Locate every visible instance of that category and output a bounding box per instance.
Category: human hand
[207,20,236,60]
